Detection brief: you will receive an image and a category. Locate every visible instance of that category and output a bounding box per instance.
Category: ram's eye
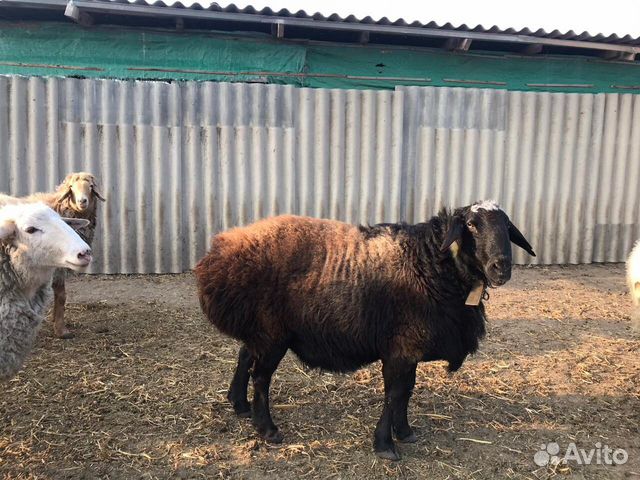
[466,221,475,229]
[25,226,39,234]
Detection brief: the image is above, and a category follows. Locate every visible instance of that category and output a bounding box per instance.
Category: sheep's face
[60,173,105,212]
[0,203,93,272]
[441,201,535,287]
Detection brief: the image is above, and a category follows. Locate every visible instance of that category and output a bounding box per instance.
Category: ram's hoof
[229,399,251,418]
[375,447,401,461]
[262,429,284,444]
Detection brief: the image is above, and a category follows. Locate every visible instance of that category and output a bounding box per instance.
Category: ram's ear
[508,220,536,257]
[440,216,465,253]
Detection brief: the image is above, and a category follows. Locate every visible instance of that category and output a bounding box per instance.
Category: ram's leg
[251,345,287,443]
[52,277,73,339]
[391,363,417,443]
[227,345,253,417]
[374,359,417,460]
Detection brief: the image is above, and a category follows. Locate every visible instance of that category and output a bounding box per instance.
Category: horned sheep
[195,200,536,460]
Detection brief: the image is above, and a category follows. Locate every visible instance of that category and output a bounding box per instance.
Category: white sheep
[0,199,92,380]
[626,240,640,332]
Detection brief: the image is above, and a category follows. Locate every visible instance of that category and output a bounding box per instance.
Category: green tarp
[0,21,639,93]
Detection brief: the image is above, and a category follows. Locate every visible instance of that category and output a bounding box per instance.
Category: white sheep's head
[56,172,105,213]
[0,202,93,272]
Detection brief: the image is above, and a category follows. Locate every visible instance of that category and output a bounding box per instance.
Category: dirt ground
[1,265,639,480]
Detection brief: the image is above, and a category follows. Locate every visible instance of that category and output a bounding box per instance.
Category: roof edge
[1,0,639,57]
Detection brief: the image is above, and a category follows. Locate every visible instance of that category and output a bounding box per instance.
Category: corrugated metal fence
[0,75,638,272]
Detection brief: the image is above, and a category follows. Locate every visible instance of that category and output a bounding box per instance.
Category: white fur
[470,200,501,213]
[0,200,92,380]
[626,240,640,332]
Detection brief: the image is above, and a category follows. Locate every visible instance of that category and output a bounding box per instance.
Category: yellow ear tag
[465,281,485,306]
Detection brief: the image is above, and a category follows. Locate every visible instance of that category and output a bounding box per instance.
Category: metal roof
[1,0,639,57]
[98,0,640,46]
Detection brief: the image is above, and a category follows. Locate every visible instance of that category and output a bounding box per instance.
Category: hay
[1,266,639,479]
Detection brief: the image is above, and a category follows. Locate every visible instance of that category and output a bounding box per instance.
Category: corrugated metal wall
[400,87,640,265]
[0,75,638,272]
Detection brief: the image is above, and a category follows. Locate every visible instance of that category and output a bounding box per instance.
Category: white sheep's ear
[62,217,90,230]
[0,219,16,240]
